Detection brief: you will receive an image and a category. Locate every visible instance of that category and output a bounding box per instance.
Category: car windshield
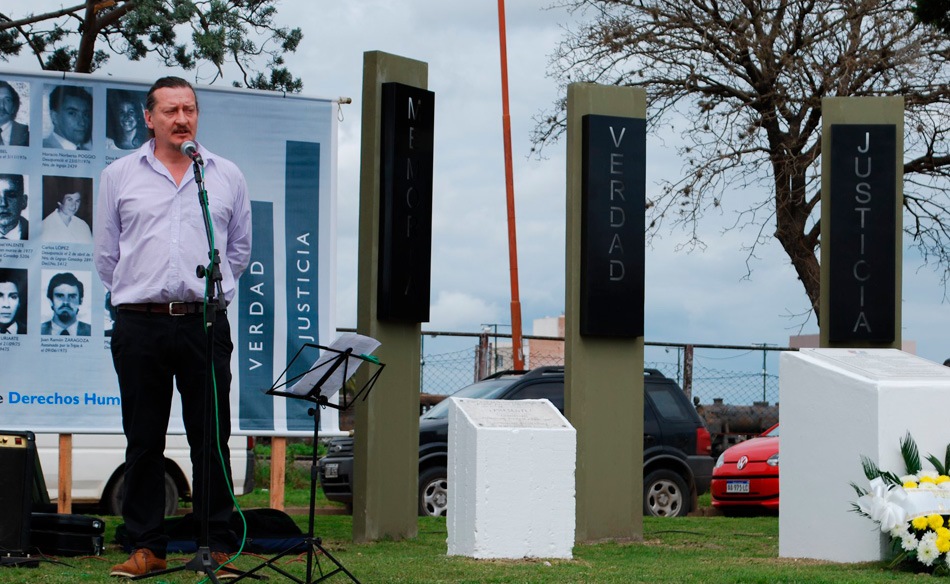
[422,377,521,419]
[765,425,779,437]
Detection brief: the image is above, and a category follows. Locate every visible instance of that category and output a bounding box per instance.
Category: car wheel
[643,469,691,517]
[418,467,448,517]
[106,471,179,517]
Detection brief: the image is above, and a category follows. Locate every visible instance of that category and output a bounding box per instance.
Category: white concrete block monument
[446,397,576,559]
[779,348,950,562]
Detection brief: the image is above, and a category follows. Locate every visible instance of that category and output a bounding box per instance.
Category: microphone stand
[135,150,245,582]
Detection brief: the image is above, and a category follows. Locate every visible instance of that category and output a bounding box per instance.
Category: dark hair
[49,85,92,113]
[43,175,92,210]
[0,173,24,196]
[145,77,198,112]
[0,268,27,332]
[46,272,83,302]
[0,268,25,292]
[106,89,149,149]
[0,80,21,115]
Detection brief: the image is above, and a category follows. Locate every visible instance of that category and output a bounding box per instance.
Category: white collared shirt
[1,220,22,240]
[49,319,78,335]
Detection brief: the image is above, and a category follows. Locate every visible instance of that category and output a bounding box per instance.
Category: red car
[711,423,779,513]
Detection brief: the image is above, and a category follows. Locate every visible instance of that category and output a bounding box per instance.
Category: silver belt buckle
[168,302,187,316]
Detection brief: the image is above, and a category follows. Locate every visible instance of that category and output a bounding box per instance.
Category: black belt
[118,302,220,316]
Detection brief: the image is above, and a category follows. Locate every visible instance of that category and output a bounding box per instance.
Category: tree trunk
[74,0,99,73]
[773,167,822,323]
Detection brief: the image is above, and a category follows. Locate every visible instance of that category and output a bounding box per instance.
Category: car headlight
[767,453,779,467]
[714,453,725,469]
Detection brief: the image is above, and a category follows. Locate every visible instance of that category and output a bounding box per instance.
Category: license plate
[726,480,750,493]
[324,463,339,479]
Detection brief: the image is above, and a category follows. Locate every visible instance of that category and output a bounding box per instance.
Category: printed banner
[0,70,338,436]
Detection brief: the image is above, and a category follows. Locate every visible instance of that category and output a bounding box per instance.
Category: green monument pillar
[820,97,903,349]
[566,82,646,543]
[354,51,429,542]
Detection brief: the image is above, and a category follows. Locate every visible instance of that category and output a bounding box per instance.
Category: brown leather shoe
[110,548,167,577]
[211,552,239,581]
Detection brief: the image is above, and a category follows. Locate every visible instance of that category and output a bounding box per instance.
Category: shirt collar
[50,319,78,335]
[0,321,17,334]
[54,132,81,150]
[0,121,11,144]
[141,139,216,165]
[1,220,22,240]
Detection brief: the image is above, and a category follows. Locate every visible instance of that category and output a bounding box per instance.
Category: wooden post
[269,437,286,510]
[58,434,72,514]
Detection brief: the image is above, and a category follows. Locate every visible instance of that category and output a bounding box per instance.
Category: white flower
[902,474,921,484]
[902,532,919,551]
[920,481,939,490]
[856,478,909,532]
[920,470,940,480]
[890,524,908,539]
[918,538,939,566]
[939,482,950,492]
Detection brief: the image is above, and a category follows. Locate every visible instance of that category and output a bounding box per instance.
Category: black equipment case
[30,513,105,556]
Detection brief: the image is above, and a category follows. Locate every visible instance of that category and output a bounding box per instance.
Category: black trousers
[110,309,236,557]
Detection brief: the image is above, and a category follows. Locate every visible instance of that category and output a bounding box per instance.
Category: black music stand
[233,339,383,583]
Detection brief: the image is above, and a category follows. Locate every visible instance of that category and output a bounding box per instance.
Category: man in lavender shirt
[94,77,251,579]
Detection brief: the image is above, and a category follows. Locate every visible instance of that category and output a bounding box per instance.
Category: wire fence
[417,330,791,408]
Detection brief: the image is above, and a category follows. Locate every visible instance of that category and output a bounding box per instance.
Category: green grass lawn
[0,513,935,583]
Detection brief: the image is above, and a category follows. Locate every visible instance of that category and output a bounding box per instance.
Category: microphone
[180,140,203,165]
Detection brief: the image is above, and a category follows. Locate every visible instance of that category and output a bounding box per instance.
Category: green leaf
[900,432,922,475]
[850,481,869,498]
[926,453,946,476]
[861,455,883,481]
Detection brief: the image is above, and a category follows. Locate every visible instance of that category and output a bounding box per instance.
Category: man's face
[0,86,16,126]
[51,95,92,145]
[0,178,25,234]
[144,86,198,152]
[0,282,20,327]
[58,192,81,218]
[51,283,80,325]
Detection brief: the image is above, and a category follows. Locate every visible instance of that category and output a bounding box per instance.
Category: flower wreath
[853,432,950,574]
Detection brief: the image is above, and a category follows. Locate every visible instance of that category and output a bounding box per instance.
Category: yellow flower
[913,516,930,530]
[929,514,944,530]
[921,476,937,484]
[938,538,950,554]
[904,481,919,489]
[938,476,950,484]
[938,527,950,540]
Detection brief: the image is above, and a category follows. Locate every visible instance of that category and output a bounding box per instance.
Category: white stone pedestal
[779,348,950,562]
[446,397,575,559]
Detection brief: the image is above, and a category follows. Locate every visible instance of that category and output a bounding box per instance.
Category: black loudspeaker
[0,431,35,555]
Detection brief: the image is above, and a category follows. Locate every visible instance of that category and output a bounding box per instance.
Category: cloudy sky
[17,0,950,366]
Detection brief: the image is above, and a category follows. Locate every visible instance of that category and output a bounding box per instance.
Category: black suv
[318,366,714,518]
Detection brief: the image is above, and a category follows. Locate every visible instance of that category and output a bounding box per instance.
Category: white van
[34,433,255,515]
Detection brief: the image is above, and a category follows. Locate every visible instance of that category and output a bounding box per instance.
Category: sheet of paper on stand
[287,333,381,400]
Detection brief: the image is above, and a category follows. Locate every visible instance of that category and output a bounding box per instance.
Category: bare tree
[0,0,302,92]
[536,0,950,320]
